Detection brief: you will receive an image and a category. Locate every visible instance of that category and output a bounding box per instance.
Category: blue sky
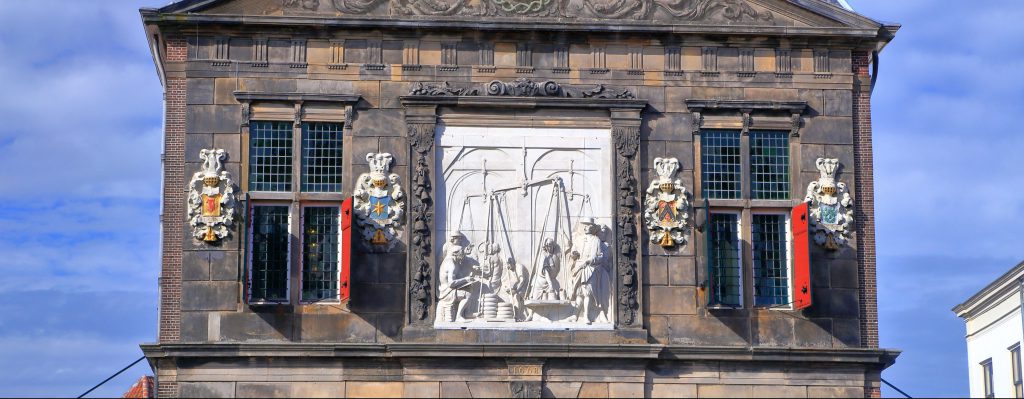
[0,0,1020,397]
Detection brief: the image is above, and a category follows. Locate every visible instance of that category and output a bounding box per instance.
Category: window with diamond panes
[302,206,340,302]
[750,131,790,200]
[708,213,742,307]
[753,214,789,306]
[301,122,344,193]
[249,121,294,192]
[701,130,742,199]
[250,205,290,302]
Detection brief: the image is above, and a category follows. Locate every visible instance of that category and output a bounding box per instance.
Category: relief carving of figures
[565,220,612,324]
[435,126,616,329]
[331,0,774,23]
[805,158,854,250]
[437,244,479,322]
[644,157,690,248]
[187,149,236,243]
[353,153,406,250]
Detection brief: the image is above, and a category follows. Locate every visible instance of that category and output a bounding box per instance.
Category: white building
[954,262,1024,398]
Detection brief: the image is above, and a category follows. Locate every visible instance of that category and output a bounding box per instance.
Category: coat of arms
[805,158,854,250]
[354,152,405,250]
[643,157,690,248]
[187,149,236,243]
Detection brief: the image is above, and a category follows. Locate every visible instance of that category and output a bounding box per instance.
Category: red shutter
[792,202,812,310]
[340,198,353,301]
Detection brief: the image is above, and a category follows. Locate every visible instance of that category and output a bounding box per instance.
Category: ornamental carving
[330,0,774,22]
[805,158,854,250]
[408,123,436,323]
[434,126,615,329]
[187,149,236,243]
[408,79,635,100]
[613,125,640,326]
[354,153,406,250]
[643,157,690,248]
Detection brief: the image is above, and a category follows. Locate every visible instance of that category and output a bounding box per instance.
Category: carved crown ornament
[409,79,635,99]
[805,158,854,250]
[188,149,237,243]
[353,152,406,250]
[643,157,691,248]
[329,0,774,22]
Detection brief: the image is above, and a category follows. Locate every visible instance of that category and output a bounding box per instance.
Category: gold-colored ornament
[371,229,388,245]
[659,232,675,248]
[203,226,217,242]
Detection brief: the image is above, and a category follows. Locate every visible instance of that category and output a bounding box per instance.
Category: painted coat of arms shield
[354,152,406,250]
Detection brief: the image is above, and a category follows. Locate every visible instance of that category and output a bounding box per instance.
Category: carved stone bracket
[406,108,439,325]
[611,109,642,327]
[507,359,544,399]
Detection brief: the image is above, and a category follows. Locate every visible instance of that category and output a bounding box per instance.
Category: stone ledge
[141,342,899,367]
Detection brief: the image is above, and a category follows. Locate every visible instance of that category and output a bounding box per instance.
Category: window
[246,119,346,304]
[983,358,995,399]
[701,130,742,199]
[249,121,294,192]
[753,214,790,306]
[707,213,742,307]
[1012,344,1022,398]
[249,205,290,303]
[750,131,790,200]
[699,128,794,309]
[301,206,341,302]
[301,122,344,193]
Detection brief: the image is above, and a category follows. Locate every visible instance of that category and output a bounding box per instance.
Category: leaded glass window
[701,130,742,199]
[750,131,790,200]
[753,214,789,306]
[301,122,344,193]
[302,206,340,302]
[249,121,294,192]
[250,205,290,302]
[708,213,741,307]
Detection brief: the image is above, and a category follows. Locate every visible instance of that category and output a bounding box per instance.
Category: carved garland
[613,125,640,326]
[408,122,436,324]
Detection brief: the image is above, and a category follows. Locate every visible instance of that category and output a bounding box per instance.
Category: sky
[0,0,1020,397]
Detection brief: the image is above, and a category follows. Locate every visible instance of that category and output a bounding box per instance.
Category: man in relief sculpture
[531,238,561,301]
[501,258,530,321]
[568,220,611,324]
[437,245,477,322]
[476,242,504,297]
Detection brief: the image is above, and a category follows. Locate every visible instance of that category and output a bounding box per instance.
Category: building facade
[955,262,1024,398]
[140,0,899,397]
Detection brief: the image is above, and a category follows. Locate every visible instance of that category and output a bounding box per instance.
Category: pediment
[157,0,881,30]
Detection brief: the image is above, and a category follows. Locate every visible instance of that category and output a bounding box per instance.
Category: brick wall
[853,52,881,396]
[157,36,187,399]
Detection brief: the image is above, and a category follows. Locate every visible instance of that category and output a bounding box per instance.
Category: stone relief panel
[353,152,406,251]
[805,158,853,250]
[187,149,237,243]
[328,0,776,22]
[643,157,690,248]
[434,126,615,329]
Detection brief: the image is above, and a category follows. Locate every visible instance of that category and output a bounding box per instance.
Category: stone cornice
[140,11,886,39]
[233,91,362,103]
[684,99,809,114]
[139,342,900,367]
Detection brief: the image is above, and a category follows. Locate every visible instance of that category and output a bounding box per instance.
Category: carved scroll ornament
[408,123,436,323]
[187,149,236,243]
[329,0,774,22]
[410,79,635,99]
[805,158,854,250]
